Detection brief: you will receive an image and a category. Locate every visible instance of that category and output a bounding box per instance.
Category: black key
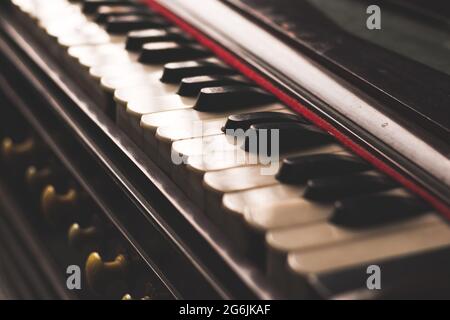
[242,122,333,155]
[126,28,192,51]
[276,153,370,184]
[95,6,155,24]
[178,75,249,97]
[138,42,211,64]
[304,171,398,201]
[194,86,276,111]
[106,15,169,34]
[223,111,305,133]
[330,190,430,228]
[160,60,235,83]
[83,1,143,15]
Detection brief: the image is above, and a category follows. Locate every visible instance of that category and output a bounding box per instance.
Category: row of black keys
[65,0,432,229]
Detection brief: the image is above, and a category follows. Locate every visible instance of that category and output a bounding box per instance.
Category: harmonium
[0,0,449,300]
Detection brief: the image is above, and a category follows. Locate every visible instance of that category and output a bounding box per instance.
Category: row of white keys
[152,107,350,247]
[12,0,254,143]
[13,0,78,21]
[202,149,440,269]
[118,87,198,146]
[13,0,130,107]
[15,0,99,49]
[152,104,287,171]
[40,0,190,113]
[243,171,398,238]
[241,181,447,295]
[14,0,285,166]
[18,0,222,125]
[139,102,321,209]
[91,42,216,87]
[35,1,111,49]
[267,210,441,280]
[198,145,345,251]
[171,131,333,195]
[102,56,207,117]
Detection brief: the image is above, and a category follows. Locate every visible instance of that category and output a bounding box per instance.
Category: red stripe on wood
[144,0,450,218]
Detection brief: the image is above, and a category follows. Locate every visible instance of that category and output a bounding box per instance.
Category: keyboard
[0,0,449,299]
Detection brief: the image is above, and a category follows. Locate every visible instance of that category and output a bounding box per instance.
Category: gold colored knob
[41,185,79,226]
[68,223,101,252]
[121,294,151,300]
[85,252,129,297]
[1,136,37,166]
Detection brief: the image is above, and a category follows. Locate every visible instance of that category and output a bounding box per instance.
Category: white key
[171,134,239,166]
[125,95,196,146]
[245,198,333,233]
[114,78,185,129]
[244,174,398,232]
[12,0,45,14]
[114,56,240,119]
[103,69,164,94]
[206,166,279,195]
[158,118,227,143]
[155,118,227,166]
[169,135,249,190]
[95,56,224,84]
[39,9,86,30]
[52,22,111,48]
[78,50,134,71]
[141,103,285,160]
[142,108,230,158]
[68,43,125,60]
[200,145,343,202]
[204,146,345,194]
[154,105,288,165]
[90,62,155,84]
[213,184,304,252]
[267,213,441,283]
[21,0,75,20]
[190,144,342,209]
[286,219,450,297]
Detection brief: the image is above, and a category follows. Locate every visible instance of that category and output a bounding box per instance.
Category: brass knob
[1,136,37,167]
[122,282,170,300]
[122,294,151,300]
[41,185,79,227]
[85,252,129,297]
[68,223,101,252]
